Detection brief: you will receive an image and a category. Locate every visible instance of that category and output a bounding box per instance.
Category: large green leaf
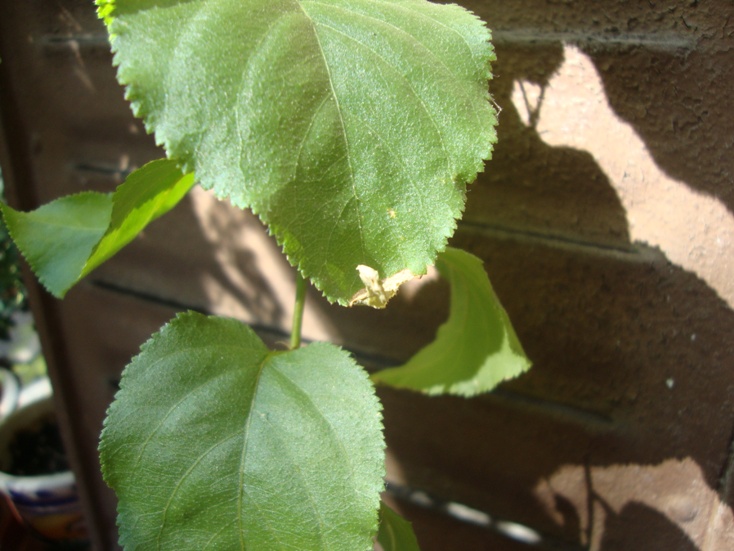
[376,502,420,551]
[97,0,497,304]
[0,159,194,297]
[372,247,531,396]
[100,312,385,550]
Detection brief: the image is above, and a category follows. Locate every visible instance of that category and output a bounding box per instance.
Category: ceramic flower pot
[0,376,88,546]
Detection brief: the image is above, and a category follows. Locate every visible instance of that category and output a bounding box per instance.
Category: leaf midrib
[237,352,269,551]
[294,0,367,273]
[304,0,485,133]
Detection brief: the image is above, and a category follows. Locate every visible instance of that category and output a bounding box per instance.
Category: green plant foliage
[0,221,25,341]
[1,2,522,548]
[0,171,28,341]
[1,193,112,298]
[376,502,420,551]
[97,0,497,304]
[100,312,386,550]
[372,247,531,396]
[88,159,194,276]
[0,160,193,297]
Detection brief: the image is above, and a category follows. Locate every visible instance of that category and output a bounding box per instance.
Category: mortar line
[456,220,660,261]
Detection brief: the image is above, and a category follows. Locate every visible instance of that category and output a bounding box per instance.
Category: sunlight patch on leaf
[372,247,531,396]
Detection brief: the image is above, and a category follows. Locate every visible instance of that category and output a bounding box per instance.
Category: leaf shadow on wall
[316,39,734,551]
[99,189,287,330]
[588,31,734,216]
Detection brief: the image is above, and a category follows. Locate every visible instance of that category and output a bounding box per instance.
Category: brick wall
[1,1,732,549]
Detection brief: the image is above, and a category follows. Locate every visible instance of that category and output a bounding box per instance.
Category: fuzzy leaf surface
[376,502,421,551]
[100,312,385,550]
[97,0,497,303]
[0,160,193,297]
[372,247,531,396]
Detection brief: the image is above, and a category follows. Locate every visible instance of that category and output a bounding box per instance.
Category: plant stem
[290,272,307,349]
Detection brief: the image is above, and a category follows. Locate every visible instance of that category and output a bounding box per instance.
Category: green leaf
[372,247,531,396]
[100,312,386,550]
[97,0,497,304]
[1,193,112,297]
[0,160,193,297]
[376,502,421,551]
[82,159,195,279]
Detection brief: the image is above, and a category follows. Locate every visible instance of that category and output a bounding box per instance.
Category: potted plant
[1,0,531,548]
[0,375,88,546]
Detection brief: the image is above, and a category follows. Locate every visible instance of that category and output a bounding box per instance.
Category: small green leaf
[376,502,421,551]
[100,312,385,550]
[1,193,112,297]
[372,247,531,396]
[82,159,195,279]
[0,159,193,297]
[97,0,497,304]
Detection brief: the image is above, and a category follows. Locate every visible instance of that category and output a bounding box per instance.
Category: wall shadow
[315,32,734,551]
[584,32,734,214]
[599,502,700,551]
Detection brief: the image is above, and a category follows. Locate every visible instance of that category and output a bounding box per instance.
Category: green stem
[290,272,307,349]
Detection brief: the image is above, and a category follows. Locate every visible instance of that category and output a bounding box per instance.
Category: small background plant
[0,171,27,342]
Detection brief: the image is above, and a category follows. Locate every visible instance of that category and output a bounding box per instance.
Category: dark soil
[6,412,68,476]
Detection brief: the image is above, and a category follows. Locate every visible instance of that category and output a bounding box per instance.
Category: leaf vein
[258,413,329,549]
[304,0,487,138]
[269,366,359,498]
[296,0,367,265]
[156,432,240,548]
[237,357,268,551]
[313,19,452,174]
[307,0,478,61]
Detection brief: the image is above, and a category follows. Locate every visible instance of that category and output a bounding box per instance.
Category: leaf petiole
[290,271,307,350]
